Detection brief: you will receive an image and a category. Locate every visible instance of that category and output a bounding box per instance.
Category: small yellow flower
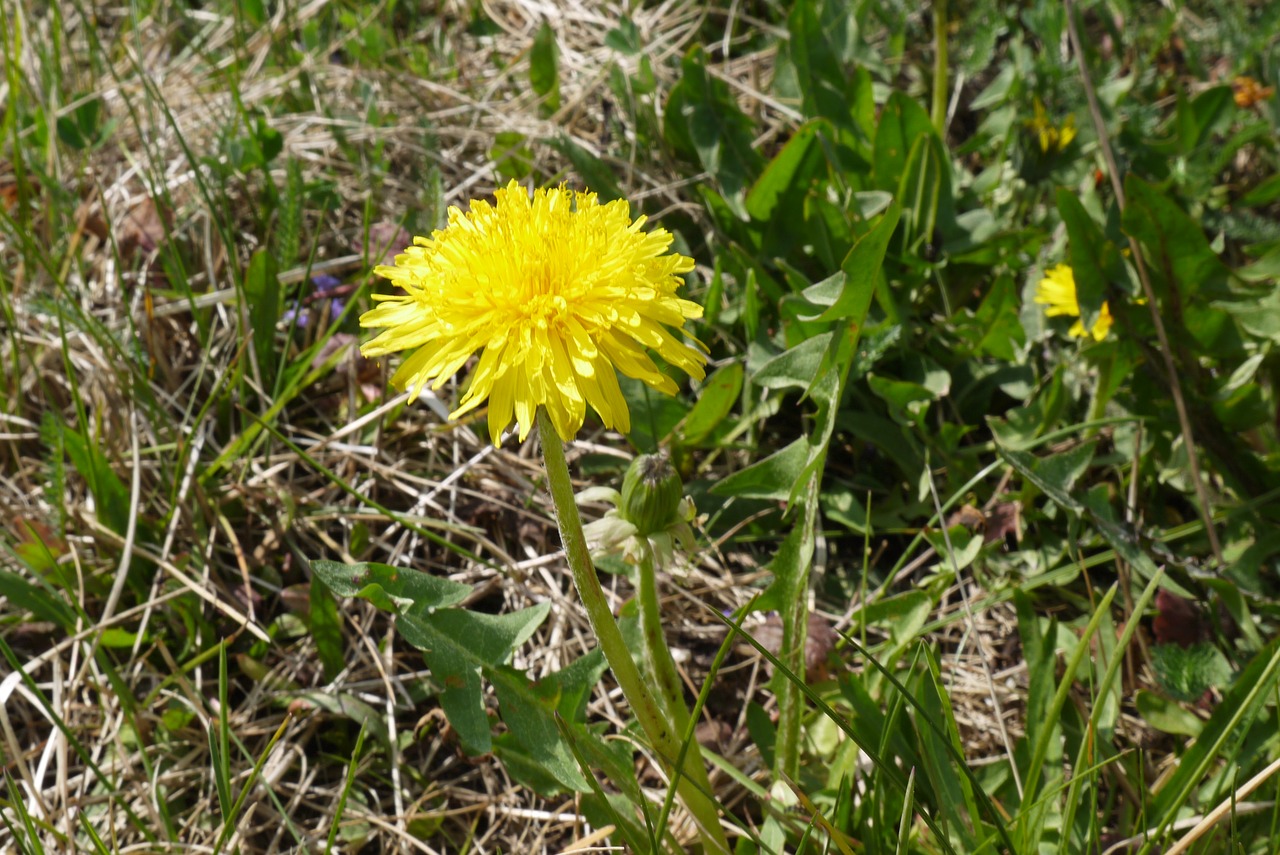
[360,181,707,445]
[1027,98,1077,154]
[1034,264,1113,341]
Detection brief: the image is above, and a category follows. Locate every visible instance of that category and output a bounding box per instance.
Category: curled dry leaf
[947,504,986,532]
[750,612,839,682]
[984,501,1022,546]
[118,196,170,261]
[362,222,412,269]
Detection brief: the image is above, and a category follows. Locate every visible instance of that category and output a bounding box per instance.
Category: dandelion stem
[636,542,692,734]
[538,410,730,854]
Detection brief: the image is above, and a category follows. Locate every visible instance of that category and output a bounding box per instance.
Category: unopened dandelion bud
[620,453,684,537]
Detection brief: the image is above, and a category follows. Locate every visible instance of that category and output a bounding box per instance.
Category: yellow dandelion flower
[360,181,707,445]
[1027,98,1078,154]
[1034,264,1113,341]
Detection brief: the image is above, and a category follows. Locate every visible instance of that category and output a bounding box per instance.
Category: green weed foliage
[2,0,1279,852]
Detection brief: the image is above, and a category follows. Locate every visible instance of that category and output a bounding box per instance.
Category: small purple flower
[312,274,342,293]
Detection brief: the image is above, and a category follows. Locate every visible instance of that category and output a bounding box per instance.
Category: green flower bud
[620,453,685,537]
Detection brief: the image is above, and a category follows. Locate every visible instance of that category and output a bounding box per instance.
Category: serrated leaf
[310,560,472,613]
[1151,642,1232,703]
[1122,175,1230,301]
[398,604,551,758]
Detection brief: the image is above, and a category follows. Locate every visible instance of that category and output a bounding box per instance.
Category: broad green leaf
[1239,173,1280,208]
[1217,285,1280,344]
[309,571,345,683]
[551,136,623,201]
[0,569,76,629]
[867,374,935,426]
[679,362,743,445]
[997,444,1178,589]
[293,691,390,745]
[1033,441,1096,498]
[491,131,535,182]
[802,202,901,324]
[618,375,688,452]
[492,651,616,798]
[710,438,807,501]
[1122,175,1230,301]
[604,16,641,54]
[923,526,983,574]
[1135,689,1203,737]
[873,92,934,193]
[310,560,472,613]
[746,120,822,222]
[986,367,1065,450]
[55,96,107,150]
[400,604,552,762]
[1174,85,1232,153]
[754,333,833,391]
[862,590,931,646]
[781,0,859,128]
[530,21,560,113]
[663,46,764,209]
[58,420,131,538]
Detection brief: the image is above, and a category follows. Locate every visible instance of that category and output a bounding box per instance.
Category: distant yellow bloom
[1233,76,1275,109]
[360,181,707,445]
[1027,98,1077,154]
[1035,264,1112,341]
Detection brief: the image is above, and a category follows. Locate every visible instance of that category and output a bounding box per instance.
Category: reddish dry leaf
[11,516,67,573]
[1153,589,1209,648]
[984,501,1022,546]
[752,612,838,682]
[119,196,169,259]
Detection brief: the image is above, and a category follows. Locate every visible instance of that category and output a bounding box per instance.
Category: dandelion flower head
[1027,98,1077,154]
[1034,263,1112,341]
[360,181,707,445]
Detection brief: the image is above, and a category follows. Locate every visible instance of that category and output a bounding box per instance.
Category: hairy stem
[636,542,692,734]
[538,410,729,854]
